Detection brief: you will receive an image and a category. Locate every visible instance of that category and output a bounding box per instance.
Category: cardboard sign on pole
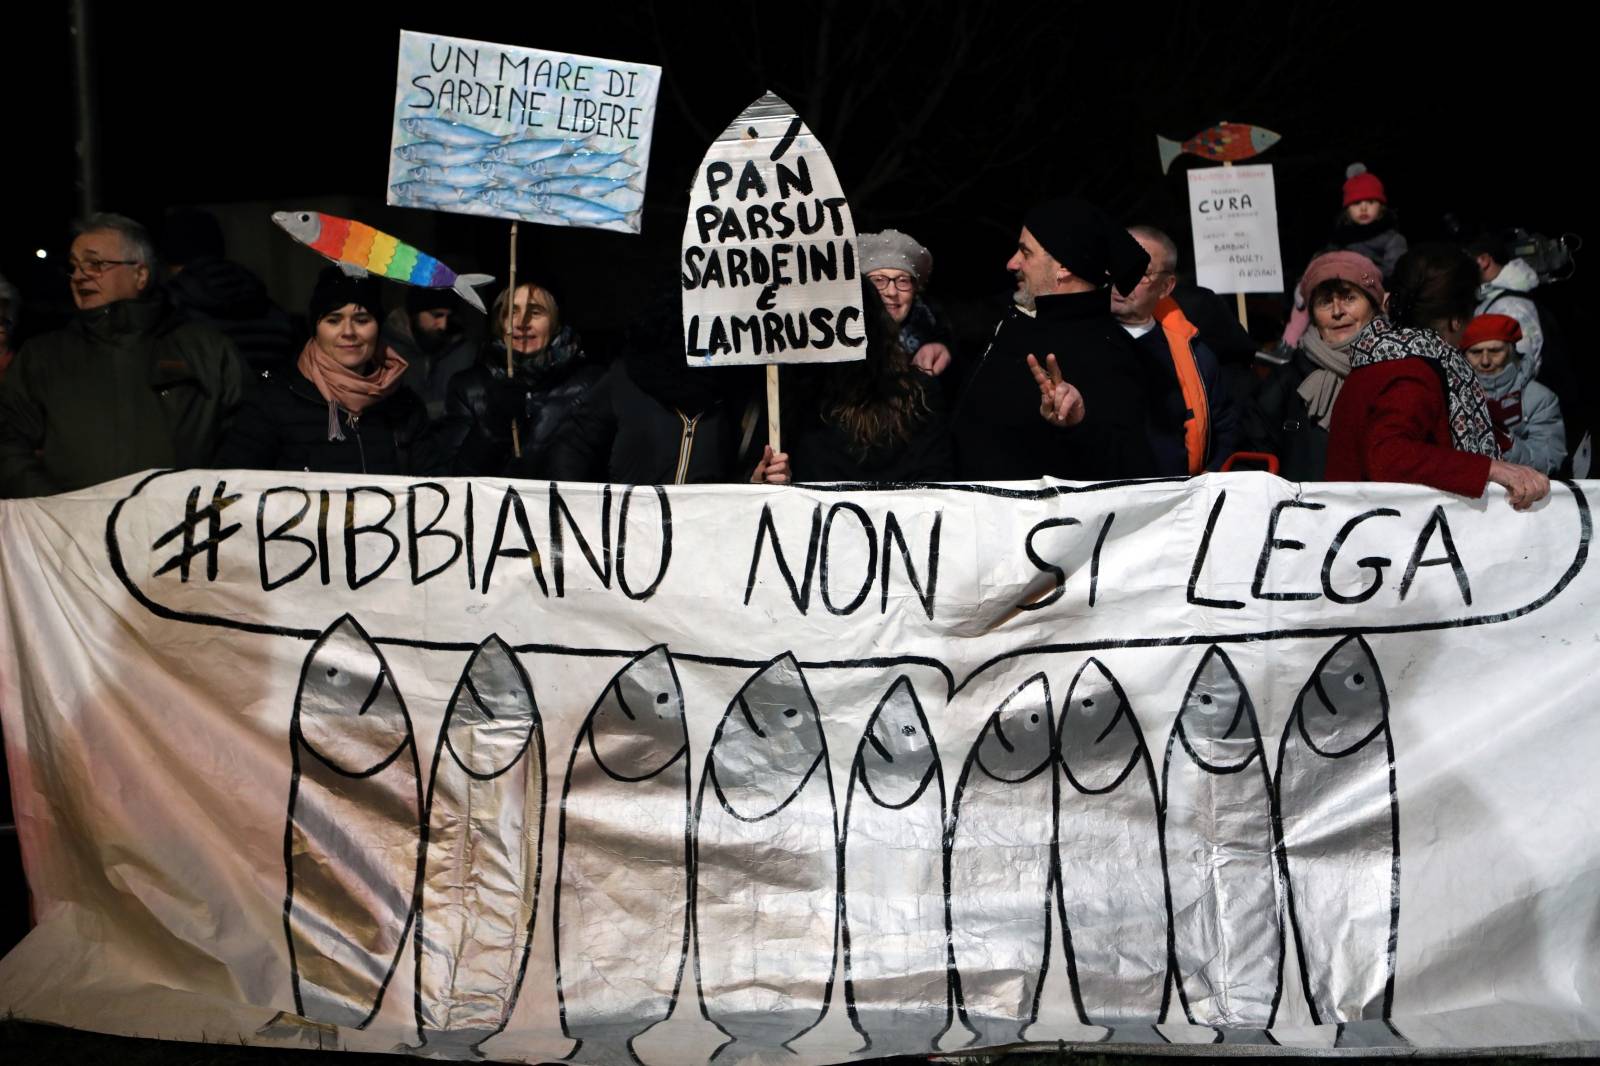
[1187,163,1284,295]
[680,92,865,368]
[387,30,661,234]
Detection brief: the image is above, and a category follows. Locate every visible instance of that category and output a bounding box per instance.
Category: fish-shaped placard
[692,654,838,1056]
[947,672,1055,1049]
[272,211,493,313]
[555,647,691,1065]
[1157,122,1281,173]
[680,92,866,367]
[840,676,949,1052]
[387,31,660,234]
[283,615,421,1029]
[1055,658,1169,1029]
[1162,647,1283,1030]
[1276,635,1399,1027]
[412,636,545,1054]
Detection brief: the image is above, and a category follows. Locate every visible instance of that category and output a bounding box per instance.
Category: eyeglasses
[64,258,139,278]
[867,273,916,293]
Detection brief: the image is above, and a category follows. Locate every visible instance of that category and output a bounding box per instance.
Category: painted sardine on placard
[412,636,545,1054]
[525,175,642,199]
[523,149,639,177]
[841,676,949,1052]
[555,647,691,1065]
[403,164,498,189]
[484,136,598,164]
[1163,646,1283,1030]
[693,654,838,1056]
[393,142,491,167]
[399,117,505,147]
[1056,658,1169,1028]
[284,616,421,1030]
[947,672,1055,1049]
[1276,635,1399,1027]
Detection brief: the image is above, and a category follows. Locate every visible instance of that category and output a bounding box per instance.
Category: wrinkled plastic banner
[1,470,1597,1060]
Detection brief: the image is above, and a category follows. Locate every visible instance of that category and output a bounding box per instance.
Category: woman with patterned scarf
[1325,245,1550,509]
[215,267,439,475]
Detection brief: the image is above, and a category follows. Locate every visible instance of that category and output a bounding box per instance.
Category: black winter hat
[1023,197,1150,297]
[308,266,384,327]
[405,285,458,316]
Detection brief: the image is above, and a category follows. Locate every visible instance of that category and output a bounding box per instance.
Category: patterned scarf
[297,339,409,441]
[1349,318,1500,458]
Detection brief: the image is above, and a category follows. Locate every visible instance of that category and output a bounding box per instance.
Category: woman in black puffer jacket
[438,280,602,477]
[214,268,439,475]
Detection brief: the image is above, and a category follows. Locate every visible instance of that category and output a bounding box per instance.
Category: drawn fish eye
[900,724,916,736]
[783,707,798,719]
[1345,672,1367,690]
[326,667,337,678]
[1200,694,1213,706]
[299,213,311,222]
[1082,698,1094,708]
[1028,713,1040,726]
[655,692,669,704]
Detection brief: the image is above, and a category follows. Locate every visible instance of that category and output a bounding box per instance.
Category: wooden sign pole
[766,365,781,453]
[506,221,522,459]
[1221,157,1250,332]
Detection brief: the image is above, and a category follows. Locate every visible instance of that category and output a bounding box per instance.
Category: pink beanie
[1299,251,1387,308]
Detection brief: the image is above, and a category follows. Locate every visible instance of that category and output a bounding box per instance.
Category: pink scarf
[296,339,409,440]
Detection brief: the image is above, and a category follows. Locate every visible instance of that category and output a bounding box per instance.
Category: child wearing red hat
[1462,313,1567,474]
[1279,163,1410,350]
[1331,163,1408,279]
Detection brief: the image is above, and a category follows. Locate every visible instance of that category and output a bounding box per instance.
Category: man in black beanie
[952,197,1159,481]
[383,286,479,420]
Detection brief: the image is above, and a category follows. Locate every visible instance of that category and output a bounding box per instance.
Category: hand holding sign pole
[681,93,867,459]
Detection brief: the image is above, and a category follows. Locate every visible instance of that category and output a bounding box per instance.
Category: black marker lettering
[345,487,399,590]
[1252,499,1326,601]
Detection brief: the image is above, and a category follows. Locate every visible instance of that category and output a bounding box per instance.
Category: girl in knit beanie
[1330,163,1408,279]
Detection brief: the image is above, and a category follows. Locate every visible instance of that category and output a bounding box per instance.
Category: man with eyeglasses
[0,213,244,498]
[1111,226,1238,475]
[951,197,1158,481]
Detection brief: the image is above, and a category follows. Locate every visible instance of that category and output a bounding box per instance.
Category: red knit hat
[1342,163,1387,207]
[1460,314,1523,350]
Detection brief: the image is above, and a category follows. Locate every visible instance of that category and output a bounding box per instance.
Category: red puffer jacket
[1324,357,1491,497]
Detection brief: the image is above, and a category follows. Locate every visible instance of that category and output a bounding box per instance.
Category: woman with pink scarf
[215,268,441,475]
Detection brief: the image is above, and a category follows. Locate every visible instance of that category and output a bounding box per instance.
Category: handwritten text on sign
[387,30,660,234]
[1187,164,1285,294]
[681,93,864,366]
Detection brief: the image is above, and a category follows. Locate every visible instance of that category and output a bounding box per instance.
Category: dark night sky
[7,1,1590,354]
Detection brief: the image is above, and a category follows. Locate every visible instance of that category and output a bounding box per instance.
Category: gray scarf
[1296,330,1356,429]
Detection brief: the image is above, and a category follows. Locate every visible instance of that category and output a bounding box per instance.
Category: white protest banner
[2,471,1598,1061]
[1187,163,1285,294]
[681,93,865,366]
[387,30,660,234]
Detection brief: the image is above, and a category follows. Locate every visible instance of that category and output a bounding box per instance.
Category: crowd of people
[0,169,1581,512]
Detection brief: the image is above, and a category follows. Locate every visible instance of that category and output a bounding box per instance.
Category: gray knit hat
[858,230,933,286]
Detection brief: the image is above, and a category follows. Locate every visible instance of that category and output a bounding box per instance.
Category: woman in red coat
[1325,245,1549,509]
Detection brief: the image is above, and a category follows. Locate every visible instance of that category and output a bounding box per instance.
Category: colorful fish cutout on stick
[1158,122,1281,173]
[271,210,494,313]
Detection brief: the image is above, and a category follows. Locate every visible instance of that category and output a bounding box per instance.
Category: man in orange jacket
[1111,225,1238,474]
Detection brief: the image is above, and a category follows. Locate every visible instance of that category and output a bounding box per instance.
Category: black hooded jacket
[214,361,440,476]
[165,256,297,371]
[952,291,1158,481]
[437,327,603,477]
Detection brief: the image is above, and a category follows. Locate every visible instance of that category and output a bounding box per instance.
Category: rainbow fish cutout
[271,210,493,313]
[1157,122,1281,174]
